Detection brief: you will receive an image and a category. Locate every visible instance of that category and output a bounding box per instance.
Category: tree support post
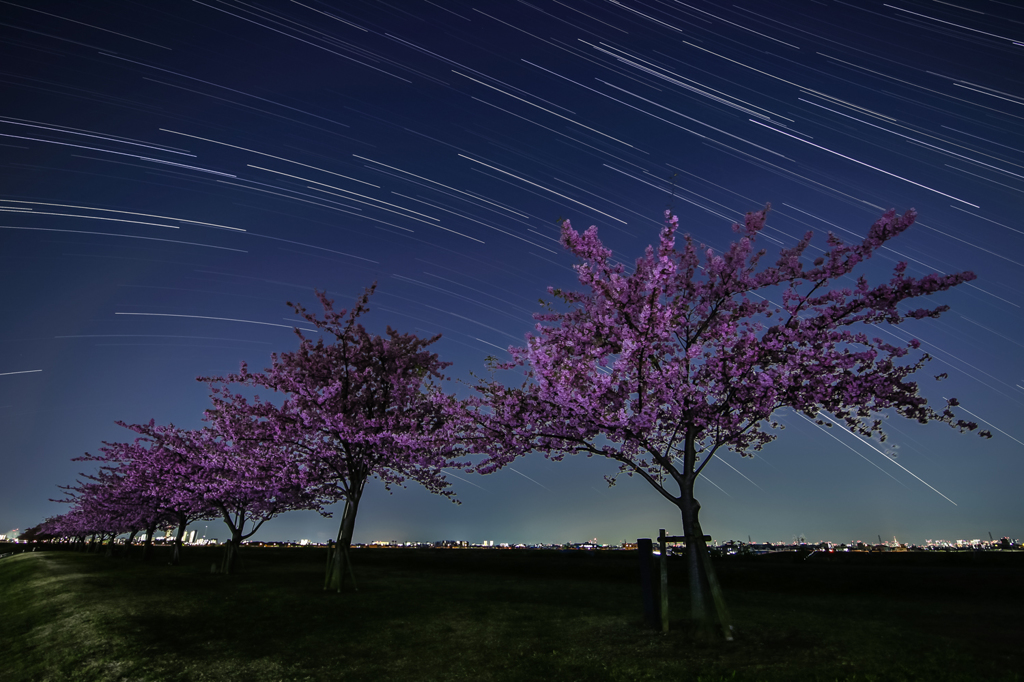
[659,529,670,632]
[325,540,359,592]
[323,540,335,591]
[637,538,657,628]
[339,545,358,592]
[693,526,734,641]
[660,528,725,636]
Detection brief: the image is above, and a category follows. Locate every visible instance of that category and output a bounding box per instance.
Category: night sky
[2,0,1022,547]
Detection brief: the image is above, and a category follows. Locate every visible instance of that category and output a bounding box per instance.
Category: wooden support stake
[659,528,669,632]
[694,531,734,641]
[637,538,656,628]
[323,540,334,591]
[340,545,359,592]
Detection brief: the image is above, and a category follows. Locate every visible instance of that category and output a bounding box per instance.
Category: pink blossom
[454,205,988,632]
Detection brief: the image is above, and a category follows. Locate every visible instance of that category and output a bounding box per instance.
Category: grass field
[2,544,1021,681]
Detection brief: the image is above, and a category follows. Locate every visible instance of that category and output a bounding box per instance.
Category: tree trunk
[326,479,365,592]
[122,529,139,558]
[220,528,243,575]
[170,518,187,566]
[681,427,733,640]
[142,523,156,562]
[692,515,733,641]
[678,483,712,625]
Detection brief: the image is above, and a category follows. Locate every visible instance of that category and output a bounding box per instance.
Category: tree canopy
[202,285,466,588]
[452,205,990,636]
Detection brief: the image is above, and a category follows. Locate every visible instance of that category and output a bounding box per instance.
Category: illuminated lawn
[2,546,1021,681]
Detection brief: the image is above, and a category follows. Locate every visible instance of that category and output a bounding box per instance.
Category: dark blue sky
[2,0,1021,546]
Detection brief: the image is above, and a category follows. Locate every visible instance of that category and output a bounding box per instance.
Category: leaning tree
[202,285,466,590]
[455,205,990,638]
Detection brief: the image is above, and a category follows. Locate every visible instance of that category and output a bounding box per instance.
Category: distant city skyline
[7,527,1017,551]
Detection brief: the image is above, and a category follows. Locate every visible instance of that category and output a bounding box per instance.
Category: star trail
[1,0,1021,545]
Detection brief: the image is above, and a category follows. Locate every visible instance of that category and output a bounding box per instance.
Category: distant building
[433,540,468,548]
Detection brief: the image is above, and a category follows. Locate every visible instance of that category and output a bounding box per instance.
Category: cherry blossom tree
[457,205,990,637]
[40,510,91,550]
[81,435,213,565]
[202,285,466,591]
[120,419,318,575]
[17,522,58,544]
[51,471,137,555]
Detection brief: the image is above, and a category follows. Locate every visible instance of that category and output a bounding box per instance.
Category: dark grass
[2,544,1022,681]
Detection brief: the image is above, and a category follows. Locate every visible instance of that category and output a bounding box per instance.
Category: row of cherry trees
[43,285,468,580]
[40,204,990,633]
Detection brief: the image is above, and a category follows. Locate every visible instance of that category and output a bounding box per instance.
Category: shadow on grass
[2,547,1022,681]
